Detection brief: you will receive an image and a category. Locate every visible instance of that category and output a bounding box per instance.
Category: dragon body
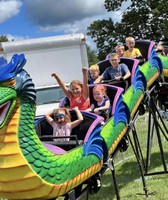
[0,48,167,199]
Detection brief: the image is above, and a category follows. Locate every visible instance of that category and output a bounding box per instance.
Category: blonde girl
[52,67,90,110]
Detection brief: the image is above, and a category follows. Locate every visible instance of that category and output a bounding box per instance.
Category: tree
[86,45,99,66]
[0,35,8,42]
[110,0,168,41]
[87,18,118,60]
[87,0,168,60]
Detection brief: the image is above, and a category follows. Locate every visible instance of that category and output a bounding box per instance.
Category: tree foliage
[87,18,118,60]
[87,0,168,60]
[0,35,8,42]
[86,45,99,66]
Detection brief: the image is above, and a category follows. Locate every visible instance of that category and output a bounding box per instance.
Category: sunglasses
[156,49,163,53]
[53,113,65,120]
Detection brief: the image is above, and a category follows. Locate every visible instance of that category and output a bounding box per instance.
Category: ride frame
[57,84,168,200]
[67,79,168,200]
[107,78,168,200]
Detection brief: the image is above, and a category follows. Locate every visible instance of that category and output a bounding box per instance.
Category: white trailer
[0,33,88,87]
[0,33,89,117]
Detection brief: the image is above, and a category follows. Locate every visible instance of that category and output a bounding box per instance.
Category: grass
[88,113,168,200]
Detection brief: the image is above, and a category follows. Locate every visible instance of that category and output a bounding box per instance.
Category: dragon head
[0,54,36,128]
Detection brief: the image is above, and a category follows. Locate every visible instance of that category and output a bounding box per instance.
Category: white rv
[0,33,88,117]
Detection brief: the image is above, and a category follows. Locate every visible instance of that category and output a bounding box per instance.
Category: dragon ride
[0,41,168,200]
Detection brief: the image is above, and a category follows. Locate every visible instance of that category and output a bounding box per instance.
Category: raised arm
[45,109,55,126]
[70,107,84,129]
[82,67,89,100]
[51,72,72,99]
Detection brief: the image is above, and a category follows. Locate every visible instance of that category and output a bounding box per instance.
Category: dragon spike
[15,70,36,103]
[0,54,26,82]
[0,56,7,66]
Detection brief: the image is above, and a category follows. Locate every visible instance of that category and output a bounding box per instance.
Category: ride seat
[135,40,155,61]
[105,40,155,64]
[70,111,103,142]
[35,110,104,149]
[89,84,124,118]
[59,84,124,118]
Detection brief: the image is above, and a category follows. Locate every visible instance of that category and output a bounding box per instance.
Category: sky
[0,0,127,49]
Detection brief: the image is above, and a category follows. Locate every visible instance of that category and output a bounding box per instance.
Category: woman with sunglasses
[155,44,166,56]
[45,107,83,141]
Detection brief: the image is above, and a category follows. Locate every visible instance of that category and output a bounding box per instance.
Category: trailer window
[36,87,65,105]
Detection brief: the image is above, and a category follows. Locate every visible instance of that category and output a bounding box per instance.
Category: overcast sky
[0,0,127,49]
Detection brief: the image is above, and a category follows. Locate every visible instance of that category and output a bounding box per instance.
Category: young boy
[124,36,142,58]
[88,64,101,84]
[115,44,125,57]
[94,53,131,83]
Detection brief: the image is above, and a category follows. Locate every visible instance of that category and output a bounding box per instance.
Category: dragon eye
[0,79,16,87]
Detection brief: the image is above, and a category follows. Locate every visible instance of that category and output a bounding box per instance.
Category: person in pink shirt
[45,107,83,141]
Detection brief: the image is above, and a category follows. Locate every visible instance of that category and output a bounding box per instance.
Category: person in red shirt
[52,67,90,110]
